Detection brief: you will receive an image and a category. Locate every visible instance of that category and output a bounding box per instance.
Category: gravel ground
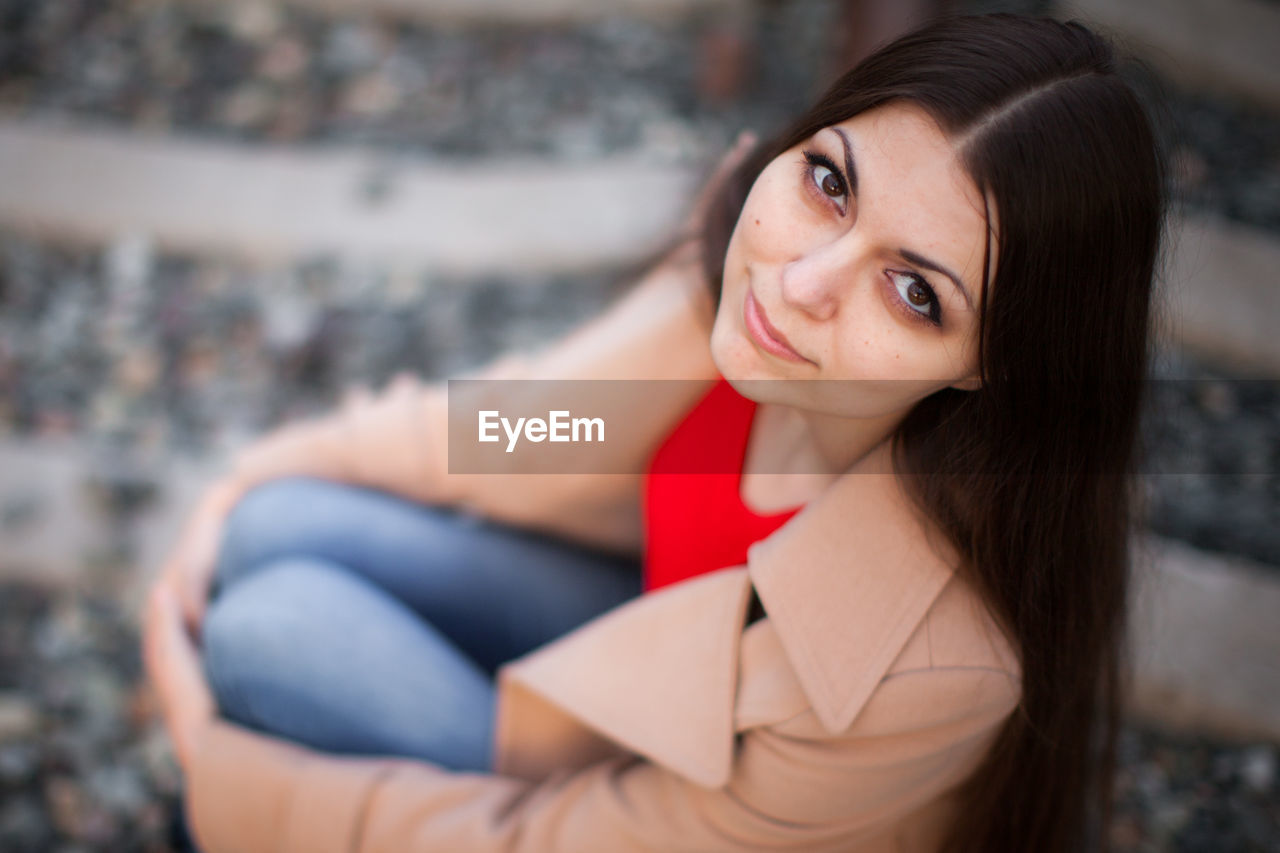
[0,229,633,458]
[0,576,1276,852]
[0,0,835,165]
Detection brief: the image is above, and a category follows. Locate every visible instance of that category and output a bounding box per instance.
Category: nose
[778,234,862,321]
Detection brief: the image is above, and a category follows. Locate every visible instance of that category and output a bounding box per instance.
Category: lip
[744,287,810,364]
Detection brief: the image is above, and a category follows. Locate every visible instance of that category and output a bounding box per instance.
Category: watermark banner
[445,378,1279,476]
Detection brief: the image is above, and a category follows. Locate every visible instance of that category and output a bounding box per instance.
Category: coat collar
[746,438,959,733]
[497,439,959,788]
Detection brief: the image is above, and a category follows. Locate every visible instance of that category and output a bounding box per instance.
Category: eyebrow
[831,127,975,312]
[832,127,859,197]
[899,249,974,311]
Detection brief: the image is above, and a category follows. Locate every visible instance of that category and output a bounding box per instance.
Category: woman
[142,13,1166,852]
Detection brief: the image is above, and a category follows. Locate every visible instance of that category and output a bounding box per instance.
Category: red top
[642,376,804,594]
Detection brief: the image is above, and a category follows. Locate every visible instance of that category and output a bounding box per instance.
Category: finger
[148,585,199,694]
[178,580,206,637]
[157,555,196,633]
[146,585,216,765]
[143,585,188,761]
[177,547,212,633]
[163,592,215,717]
[141,585,172,716]
[174,513,223,634]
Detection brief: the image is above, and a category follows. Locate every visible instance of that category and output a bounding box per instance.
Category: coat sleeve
[214,265,718,554]
[185,666,1020,853]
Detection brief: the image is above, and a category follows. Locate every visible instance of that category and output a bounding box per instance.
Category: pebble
[44,775,89,839]
[1240,745,1276,793]
[323,21,389,76]
[258,34,310,83]
[0,693,39,742]
[226,1,284,43]
[103,234,153,300]
[0,487,44,533]
[0,741,41,785]
[0,794,52,850]
[74,670,129,744]
[83,764,150,816]
[339,71,401,119]
[219,82,277,129]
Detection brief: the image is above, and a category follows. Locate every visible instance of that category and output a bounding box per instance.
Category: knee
[201,559,333,723]
[202,570,272,725]
[214,477,334,590]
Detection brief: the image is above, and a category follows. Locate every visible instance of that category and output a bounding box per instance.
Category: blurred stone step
[0,440,105,590]
[1129,535,1280,741]
[191,0,750,25]
[3,120,1278,375]
[1058,0,1280,111]
[1166,215,1280,376]
[0,438,228,597]
[0,120,696,275]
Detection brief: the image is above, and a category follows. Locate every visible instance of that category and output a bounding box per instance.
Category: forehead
[819,101,996,296]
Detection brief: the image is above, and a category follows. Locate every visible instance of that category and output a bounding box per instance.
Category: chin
[708,309,754,380]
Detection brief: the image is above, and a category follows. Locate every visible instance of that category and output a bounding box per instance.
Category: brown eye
[820,170,842,197]
[802,150,848,212]
[907,280,930,306]
[888,270,942,326]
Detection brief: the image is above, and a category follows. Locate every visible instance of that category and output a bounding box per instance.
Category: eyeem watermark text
[478,410,605,453]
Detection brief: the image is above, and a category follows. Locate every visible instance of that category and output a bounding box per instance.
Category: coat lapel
[748,439,960,734]
[495,566,753,788]
[494,440,960,788]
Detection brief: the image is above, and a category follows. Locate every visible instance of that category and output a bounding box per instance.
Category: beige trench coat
[183,267,1022,852]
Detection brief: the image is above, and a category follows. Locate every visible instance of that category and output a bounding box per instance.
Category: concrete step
[187,0,750,26]
[0,439,114,590]
[3,117,1278,374]
[1058,0,1280,111]
[1129,535,1280,741]
[0,438,228,598]
[1165,215,1280,376]
[0,120,697,276]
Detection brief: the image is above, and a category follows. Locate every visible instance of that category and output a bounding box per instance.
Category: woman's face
[710,99,995,422]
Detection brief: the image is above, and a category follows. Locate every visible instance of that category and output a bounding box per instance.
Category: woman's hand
[142,582,221,772]
[154,475,244,636]
[143,475,247,769]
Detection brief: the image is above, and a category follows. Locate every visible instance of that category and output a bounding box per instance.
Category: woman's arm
[157,260,714,632]
[179,665,1018,852]
[144,563,1018,853]
[154,133,747,633]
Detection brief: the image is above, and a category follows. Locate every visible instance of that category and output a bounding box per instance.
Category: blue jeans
[199,476,643,773]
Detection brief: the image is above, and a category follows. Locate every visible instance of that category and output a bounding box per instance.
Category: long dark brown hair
[701,14,1167,853]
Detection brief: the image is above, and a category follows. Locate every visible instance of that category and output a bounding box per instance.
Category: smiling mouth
[744,288,810,364]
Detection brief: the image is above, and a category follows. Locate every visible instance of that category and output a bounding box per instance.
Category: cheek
[728,173,808,267]
[829,325,978,389]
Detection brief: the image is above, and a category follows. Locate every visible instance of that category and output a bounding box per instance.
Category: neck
[765,403,903,477]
